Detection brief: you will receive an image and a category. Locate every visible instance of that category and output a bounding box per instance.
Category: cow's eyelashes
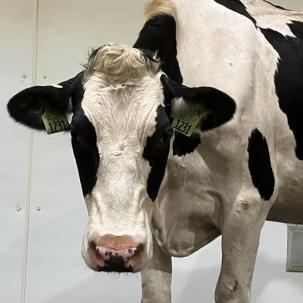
[72,132,90,150]
[75,135,81,144]
[71,131,81,145]
[159,130,173,145]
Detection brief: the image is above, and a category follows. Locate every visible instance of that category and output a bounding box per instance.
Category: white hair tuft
[85,44,160,86]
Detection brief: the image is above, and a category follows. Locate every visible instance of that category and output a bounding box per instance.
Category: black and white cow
[7,0,303,302]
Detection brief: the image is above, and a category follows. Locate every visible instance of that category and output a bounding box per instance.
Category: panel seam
[21,1,39,302]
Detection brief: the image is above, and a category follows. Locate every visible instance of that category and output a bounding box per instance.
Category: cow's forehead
[78,44,166,143]
[81,73,165,144]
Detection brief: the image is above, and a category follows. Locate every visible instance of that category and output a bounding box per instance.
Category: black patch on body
[247,129,275,201]
[260,25,303,160]
[210,1,303,160]
[288,21,303,39]
[135,15,204,157]
[134,15,183,83]
[213,0,257,27]
[143,106,173,201]
[71,107,99,196]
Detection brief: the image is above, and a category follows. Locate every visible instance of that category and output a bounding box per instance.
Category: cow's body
[142,1,303,302]
[7,0,303,302]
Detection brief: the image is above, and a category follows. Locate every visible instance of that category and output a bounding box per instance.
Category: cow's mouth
[97,256,134,273]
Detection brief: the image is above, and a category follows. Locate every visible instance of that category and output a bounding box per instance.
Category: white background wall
[0,1,302,302]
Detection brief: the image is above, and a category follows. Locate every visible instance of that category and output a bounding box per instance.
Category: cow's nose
[94,235,144,272]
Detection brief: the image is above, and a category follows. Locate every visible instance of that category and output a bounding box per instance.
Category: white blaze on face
[80,45,166,269]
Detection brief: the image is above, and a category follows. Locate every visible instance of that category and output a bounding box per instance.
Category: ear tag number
[42,105,70,135]
[171,114,200,137]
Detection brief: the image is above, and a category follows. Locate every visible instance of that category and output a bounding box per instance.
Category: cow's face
[72,45,173,272]
[7,44,235,273]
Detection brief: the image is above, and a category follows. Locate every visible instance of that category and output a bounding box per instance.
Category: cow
[6,0,303,302]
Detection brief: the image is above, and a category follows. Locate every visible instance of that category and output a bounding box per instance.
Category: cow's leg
[141,238,172,303]
[215,198,271,303]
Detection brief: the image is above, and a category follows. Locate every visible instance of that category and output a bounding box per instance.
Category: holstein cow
[7,0,303,302]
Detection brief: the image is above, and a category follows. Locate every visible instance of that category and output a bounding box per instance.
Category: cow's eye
[71,131,79,142]
[71,131,85,149]
[159,130,173,145]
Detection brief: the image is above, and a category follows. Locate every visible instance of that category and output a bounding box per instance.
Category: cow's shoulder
[260,20,303,160]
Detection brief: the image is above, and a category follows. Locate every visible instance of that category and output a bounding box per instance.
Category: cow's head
[7,44,235,272]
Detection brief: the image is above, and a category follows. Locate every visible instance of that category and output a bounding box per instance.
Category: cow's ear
[161,76,236,131]
[7,71,84,131]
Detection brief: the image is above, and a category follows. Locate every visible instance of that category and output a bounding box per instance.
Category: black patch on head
[134,15,183,83]
[260,25,303,160]
[247,129,275,201]
[143,106,173,201]
[71,107,99,196]
[213,0,257,27]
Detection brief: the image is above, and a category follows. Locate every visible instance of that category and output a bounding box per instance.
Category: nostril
[87,241,106,269]
[89,240,96,249]
[95,245,111,261]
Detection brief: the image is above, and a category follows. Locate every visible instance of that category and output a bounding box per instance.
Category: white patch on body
[243,0,303,37]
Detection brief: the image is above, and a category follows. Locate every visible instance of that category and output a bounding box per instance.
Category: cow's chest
[153,151,221,257]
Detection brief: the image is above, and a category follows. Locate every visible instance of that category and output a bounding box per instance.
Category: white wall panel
[274,0,303,10]
[0,1,36,302]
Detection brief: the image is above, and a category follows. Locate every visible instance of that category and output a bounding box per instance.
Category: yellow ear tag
[171,114,200,137]
[42,104,70,135]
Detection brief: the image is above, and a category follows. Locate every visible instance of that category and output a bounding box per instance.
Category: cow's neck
[152,147,223,256]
